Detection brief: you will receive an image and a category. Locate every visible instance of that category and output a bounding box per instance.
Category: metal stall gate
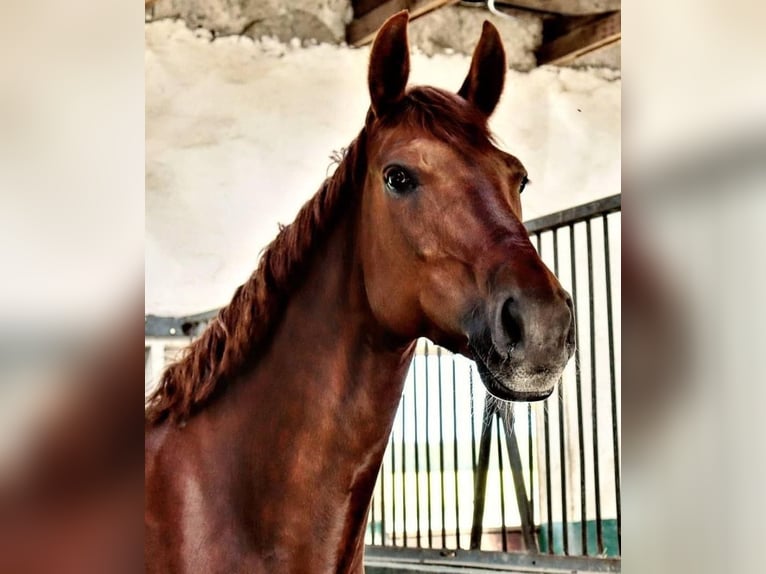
[144,195,621,573]
[362,195,621,573]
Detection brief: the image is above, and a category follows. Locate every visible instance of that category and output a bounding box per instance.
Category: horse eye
[383,165,417,195]
[519,175,530,194]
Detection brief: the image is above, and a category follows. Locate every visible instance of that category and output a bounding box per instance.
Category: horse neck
[217,204,415,566]
[251,205,416,457]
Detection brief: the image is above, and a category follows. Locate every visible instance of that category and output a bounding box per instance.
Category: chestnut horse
[145,12,574,574]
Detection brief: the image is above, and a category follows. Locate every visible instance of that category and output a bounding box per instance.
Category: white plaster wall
[146,20,620,315]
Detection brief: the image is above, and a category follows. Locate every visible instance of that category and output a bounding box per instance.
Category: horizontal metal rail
[144,309,218,338]
[524,195,620,234]
[364,546,621,573]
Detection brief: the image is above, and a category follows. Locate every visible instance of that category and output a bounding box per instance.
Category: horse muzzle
[466,289,575,402]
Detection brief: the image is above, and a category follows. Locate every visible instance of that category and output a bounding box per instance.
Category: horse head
[359,12,575,401]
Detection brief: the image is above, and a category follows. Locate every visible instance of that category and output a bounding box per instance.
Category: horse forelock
[145,131,369,425]
[380,86,496,150]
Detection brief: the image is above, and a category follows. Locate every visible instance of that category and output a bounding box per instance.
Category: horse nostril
[501,298,523,352]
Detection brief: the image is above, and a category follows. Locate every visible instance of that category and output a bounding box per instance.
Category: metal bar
[470,366,478,475]
[412,356,422,548]
[525,194,620,235]
[468,365,477,550]
[469,400,494,550]
[371,487,377,545]
[451,354,461,548]
[536,232,554,554]
[586,220,603,555]
[363,546,622,573]
[570,223,588,555]
[401,393,408,546]
[495,415,508,552]
[603,213,621,553]
[558,381,569,555]
[527,403,534,528]
[381,456,387,546]
[498,406,538,552]
[554,229,569,556]
[390,428,397,546]
[144,308,218,337]
[424,341,433,548]
[543,387,553,552]
[437,347,447,548]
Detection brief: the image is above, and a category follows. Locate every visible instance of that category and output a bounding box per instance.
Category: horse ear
[368,11,410,117]
[458,21,507,117]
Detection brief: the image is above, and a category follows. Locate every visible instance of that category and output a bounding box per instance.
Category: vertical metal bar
[570,223,588,555]
[603,213,621,554]
[380,458,387,546]
[543,400,553,554]
[469,365,478,550]
[437,347,447,548]
[536,232,554,555]
[557,388,569,554]
[371,491,377,545]
[499,406,538,552]
[401,393,407,547]
[470,366,478,474]
[586,220,603,555]
[469,400,494,550]
[554,229,569,555]
[413,354,422,548]
[496,415,508,552]
[424,341,433,548]
[451,354,461,549]
[392,429,399,546]
[528,404,534,528]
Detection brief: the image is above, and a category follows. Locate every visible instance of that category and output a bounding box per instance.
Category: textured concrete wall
[410,6,542,70]
[149,0,353,43]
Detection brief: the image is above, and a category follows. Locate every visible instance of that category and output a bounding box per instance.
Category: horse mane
[145,129,369,424]
[145,87,492,425]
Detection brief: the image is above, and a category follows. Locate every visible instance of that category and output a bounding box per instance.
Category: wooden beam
[536,10,620,66]
[346,0,456,47]
[352,0,388,19]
